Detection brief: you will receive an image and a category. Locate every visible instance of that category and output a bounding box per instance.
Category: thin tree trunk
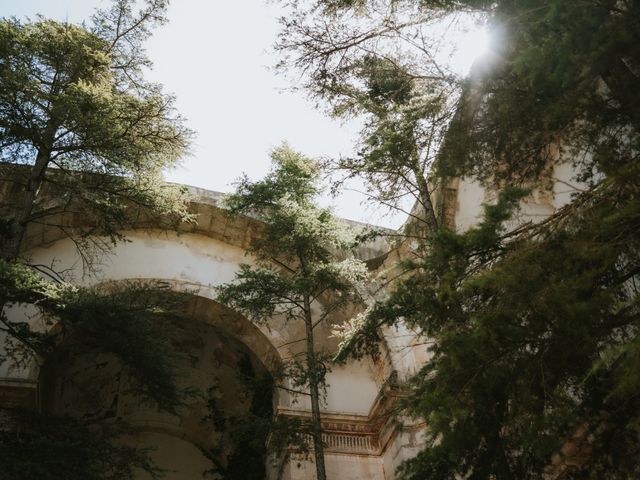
[601,55,640,128]
[1,146,52,261]
[0,150,52,409]
[411,157,439,233]
[303,293,327,480]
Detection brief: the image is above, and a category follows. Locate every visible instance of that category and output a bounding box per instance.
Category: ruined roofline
[178,182,395,231]
[0,163,392,262]
[172,182,394,262]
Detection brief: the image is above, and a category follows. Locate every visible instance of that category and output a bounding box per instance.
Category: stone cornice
[276,380,414,457]
[0,378,38,410]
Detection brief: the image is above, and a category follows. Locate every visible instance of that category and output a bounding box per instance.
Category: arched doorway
[39,295,278,479]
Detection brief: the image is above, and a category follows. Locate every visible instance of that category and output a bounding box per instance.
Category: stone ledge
[276,382,416,457]
[0,378,38,409]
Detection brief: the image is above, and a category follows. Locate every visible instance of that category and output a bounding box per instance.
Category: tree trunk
[411,156,439,233]
[303,294,327,480]
[1,146,51,261]
[601,56,640,128]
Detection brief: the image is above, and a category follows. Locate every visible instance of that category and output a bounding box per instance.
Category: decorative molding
[277,378,416,457]
[0,378,38,410]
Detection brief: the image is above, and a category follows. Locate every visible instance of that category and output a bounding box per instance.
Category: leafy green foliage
[0,410,162,480]
[0,0,192,260]
[199,352,275,479]
[276,1,472,229]
[0,2,191,478]
[0,260,190,478]
[218,145,367,323]
[435,0,640,184]
[0,259,186,411]
[344,178,640,478]
[280,1,640,477]
[199,331,318,479]
[49,283,187,412]
[217,144,368,480]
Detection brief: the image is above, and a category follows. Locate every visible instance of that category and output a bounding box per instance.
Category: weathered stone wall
[1,186,404,479]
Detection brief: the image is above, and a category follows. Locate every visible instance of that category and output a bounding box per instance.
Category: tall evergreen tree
[275,0,468,231]
[0,2,192,478]
[278,1,640,478]
[0,0,191,262]
[217,145,368,480]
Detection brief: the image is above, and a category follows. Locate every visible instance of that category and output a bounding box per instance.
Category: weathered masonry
[0,148,584,478]
[0,186,431,480]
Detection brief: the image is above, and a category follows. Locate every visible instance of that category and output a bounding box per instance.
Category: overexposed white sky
[2,0,489,228]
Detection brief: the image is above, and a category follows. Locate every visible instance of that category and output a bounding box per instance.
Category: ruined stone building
[0,144,585,480]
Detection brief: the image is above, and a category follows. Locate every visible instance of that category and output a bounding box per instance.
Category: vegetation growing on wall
[0,261,188,479]
[200,352,280,480]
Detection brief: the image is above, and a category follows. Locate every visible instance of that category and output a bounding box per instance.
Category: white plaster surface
[552,160,588,209]
[25,230,250,289]
[381,321,430,381]
[455,177,486,232]
[381,428,425,480]
[324,360,379,414]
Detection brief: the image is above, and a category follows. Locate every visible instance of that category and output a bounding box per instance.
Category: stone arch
[175,287,282,375]
[6,223,390,422]
[16,184,394,390]
[36,284,281,479]
[35,280,284,379]
[0,180,413,478]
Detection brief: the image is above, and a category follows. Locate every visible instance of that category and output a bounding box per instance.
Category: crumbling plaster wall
[450,157,590,234]
[0,185,408,479]
[17,229,382,417]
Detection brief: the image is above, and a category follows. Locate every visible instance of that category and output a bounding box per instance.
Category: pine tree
[278,1,640,478]
[217,145,368,480]
[0,2,193,478]
[0,0,191,262]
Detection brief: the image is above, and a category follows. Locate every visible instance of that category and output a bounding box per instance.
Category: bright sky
[2,0,489,228]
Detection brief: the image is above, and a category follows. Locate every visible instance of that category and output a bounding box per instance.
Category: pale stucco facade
[0,184,431,480]
[0,155,585,478]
